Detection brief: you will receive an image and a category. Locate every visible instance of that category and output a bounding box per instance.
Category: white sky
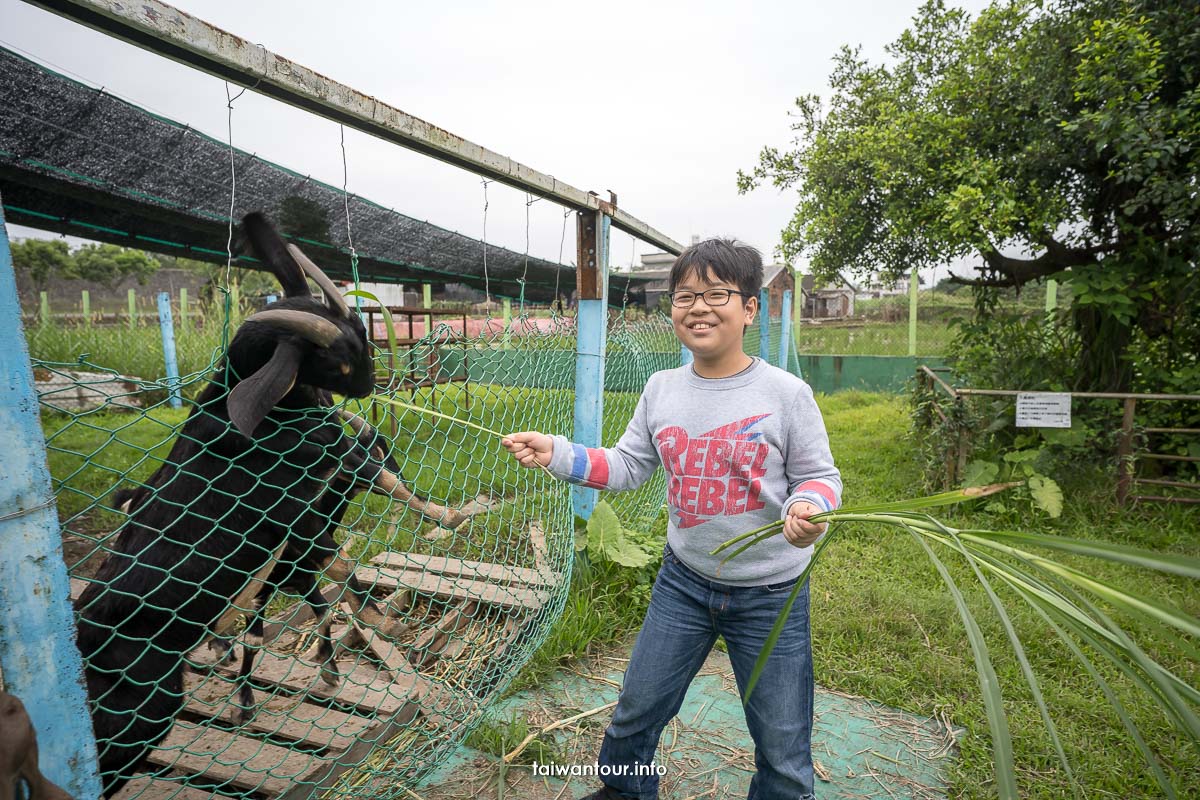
[0,0,992,281]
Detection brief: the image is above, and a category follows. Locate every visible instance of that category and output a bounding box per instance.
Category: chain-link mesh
[37,284,595,796]
[32,279,698,799]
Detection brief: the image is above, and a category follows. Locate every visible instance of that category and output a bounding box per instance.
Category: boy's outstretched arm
[502,432,554,469]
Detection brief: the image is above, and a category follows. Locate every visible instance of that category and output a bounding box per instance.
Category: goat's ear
[241,213,310,298]
[228,340,303,437]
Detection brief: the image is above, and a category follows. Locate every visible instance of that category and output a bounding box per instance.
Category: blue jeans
[597,546,816,800]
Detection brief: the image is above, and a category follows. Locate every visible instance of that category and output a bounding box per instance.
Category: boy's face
[670,268,757,364]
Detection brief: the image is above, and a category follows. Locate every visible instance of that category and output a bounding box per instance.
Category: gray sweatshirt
[549,359,842,586]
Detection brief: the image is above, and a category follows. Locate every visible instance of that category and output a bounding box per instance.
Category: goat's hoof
[233,704,254,725]
[377,617,412,640]
[318,667,342,689]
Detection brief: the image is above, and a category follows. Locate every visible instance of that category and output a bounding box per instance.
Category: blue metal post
[778,289,793,370]
[0,202,104,799]
[157,291,182,409]
[680,345,693,366]
[758,287,770,361]
[572,210,609,520]
[266,294,278,304]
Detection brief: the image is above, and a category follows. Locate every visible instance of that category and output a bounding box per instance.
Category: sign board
[1016,393,1072,428]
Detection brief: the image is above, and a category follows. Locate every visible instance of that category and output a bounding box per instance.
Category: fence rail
[917,366,1200,505]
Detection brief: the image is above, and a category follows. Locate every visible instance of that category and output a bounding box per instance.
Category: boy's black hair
[668,238,764,300]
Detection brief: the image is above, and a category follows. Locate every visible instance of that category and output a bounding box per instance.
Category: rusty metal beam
[21,0,685,255]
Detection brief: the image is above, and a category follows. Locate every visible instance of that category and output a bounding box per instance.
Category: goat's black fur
[75,213,382,798]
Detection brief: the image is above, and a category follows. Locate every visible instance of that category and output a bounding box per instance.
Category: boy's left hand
[782,502,827,548]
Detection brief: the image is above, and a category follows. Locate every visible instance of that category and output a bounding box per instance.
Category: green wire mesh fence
[33,280,682,799]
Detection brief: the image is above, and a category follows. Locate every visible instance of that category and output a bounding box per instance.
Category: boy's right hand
[502,431,554,469]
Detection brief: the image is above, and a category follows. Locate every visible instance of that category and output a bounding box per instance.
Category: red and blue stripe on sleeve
[567,443,610,490]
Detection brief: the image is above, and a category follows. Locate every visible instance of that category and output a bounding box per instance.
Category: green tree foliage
[10,238,72,289]
[69,243,160,288]
[740,0,1199,391]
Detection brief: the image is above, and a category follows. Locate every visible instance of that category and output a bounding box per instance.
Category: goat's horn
[335,408,369,435]
[246,309,341,348]
[287,244,351,318]
[373,468,468,529]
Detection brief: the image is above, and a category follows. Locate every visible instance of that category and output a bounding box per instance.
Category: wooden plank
[355,566,547,611]
[111,776,225,800]
[277,701,423,800]
[407,602,475,669]
[370,552,554,587]
[183,672,374,754]
[259,584,342,648]
[146,722,324,797]
[213,649,428,719]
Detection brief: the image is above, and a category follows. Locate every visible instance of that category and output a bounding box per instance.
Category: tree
[10,238,72,290]
[739,0,1199,391]
[67,243,161,288]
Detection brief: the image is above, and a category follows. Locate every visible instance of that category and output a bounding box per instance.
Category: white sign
[1016,393,1072,428]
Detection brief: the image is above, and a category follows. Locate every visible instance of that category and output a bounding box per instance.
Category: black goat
[74,213,436,798]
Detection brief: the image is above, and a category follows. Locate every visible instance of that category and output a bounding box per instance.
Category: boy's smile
[671,271,757,378]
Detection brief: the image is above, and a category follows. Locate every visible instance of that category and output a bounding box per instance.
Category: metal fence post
[81,289,90,326]
[40,290,49,325]
[758,287,770,361]
[127,287,137,329]
[0,201,104,799]
[423,283,432,339]
[908,267,919,357]
[681,345,693,367]
[180,286,188,330]
[778,290,793,371]
[1045,279,1058,314]
[158,291,182,409]
[572,209,609,520]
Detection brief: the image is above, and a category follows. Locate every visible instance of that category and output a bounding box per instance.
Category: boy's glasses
[668,288,750,308]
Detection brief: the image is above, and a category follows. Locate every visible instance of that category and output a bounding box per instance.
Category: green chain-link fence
[32,277,693,799]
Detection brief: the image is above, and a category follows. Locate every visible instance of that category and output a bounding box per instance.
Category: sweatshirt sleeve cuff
[781,481,839,520]
[547,435,576,481]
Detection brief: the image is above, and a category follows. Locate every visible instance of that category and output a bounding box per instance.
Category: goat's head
[225,212,375,436]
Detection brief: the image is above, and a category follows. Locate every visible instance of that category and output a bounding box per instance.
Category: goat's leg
[233,605,264,725]
[298,581,341,688]
[323,544,410,640]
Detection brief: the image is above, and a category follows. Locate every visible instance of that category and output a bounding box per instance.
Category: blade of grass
[907,525,1018,800]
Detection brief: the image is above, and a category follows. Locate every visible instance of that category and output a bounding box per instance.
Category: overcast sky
[1,0,991,280]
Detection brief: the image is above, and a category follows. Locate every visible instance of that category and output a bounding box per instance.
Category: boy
[502,238,841,800]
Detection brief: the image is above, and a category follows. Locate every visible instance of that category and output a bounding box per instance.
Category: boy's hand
[782,502,827,548]
[502,431,554,469]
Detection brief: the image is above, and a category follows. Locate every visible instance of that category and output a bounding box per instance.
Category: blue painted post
[778,289,793,370]
[681,345,693,366]
[157,291,182,409]
[266,294,278,304]
[0,202,104,799]
[758,287,770,361]
[572,210,609,520]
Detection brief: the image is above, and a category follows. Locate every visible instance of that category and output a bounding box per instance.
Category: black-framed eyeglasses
[668,288,750,308]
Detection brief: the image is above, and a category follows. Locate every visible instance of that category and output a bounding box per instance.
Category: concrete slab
[418,649,960,799]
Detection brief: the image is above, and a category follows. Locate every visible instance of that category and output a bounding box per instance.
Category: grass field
[38,383,1197,798]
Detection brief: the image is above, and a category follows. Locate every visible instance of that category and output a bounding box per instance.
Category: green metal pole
[422,283,432,339]
[39,291,48,326]
[502,297,511,348]
[81,289,90,326]
[127,287,136,329]
[179,287,188,330]
[907,267,918,357]
[1045,279,1058,314]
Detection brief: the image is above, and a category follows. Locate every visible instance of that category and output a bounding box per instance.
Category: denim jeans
[596,546,816,800]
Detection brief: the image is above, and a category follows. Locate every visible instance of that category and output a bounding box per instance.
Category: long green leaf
[961,529,1200,579]
[941,530,1083,798]
[1004,578,1179,799]
[972,539,1200,734]
[908,527,1018,800]
[814,482,1021,516]
[742,527,838,701]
